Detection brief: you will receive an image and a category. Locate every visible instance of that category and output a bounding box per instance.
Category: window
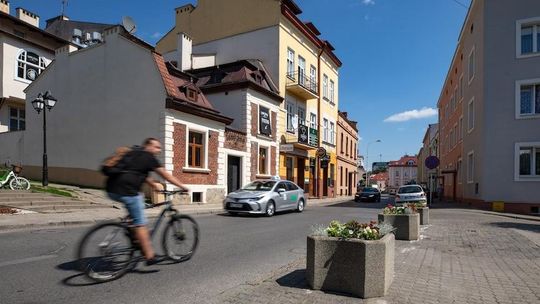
[468,98,475,132]
[450,94,455,113]
[459,75,464,100]
[468,47,475,83]
[329,122,335,144]
[286,101,295,132]
[515,143,540,181]
[286,182,299,191]
[467,151,474,183]
[340,166,343,186]
[310,112,317,129]
[329,80,335,104]
[16,50,47,82]
[323,118,329,142]
[9,107,25,131]
[310,65,317,92]
[298,56,306,85]
[459,116,463,140]
[354,143,357,159]
[297,106,306,126]
[395,171,399,177]
[453,125,458,147]
[259,147,268,175]
[186,88,197,101]
[340,133,344,153]
[192,192,202,203]
[457,158,463,184]
[449,129,454,149]
[188,131,204,168]
[287,48,295,77]
[517,80,540,118]
[517,18,540,57]
[323,74,328,99]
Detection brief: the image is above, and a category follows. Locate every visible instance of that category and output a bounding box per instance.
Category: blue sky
[12,0,470,169]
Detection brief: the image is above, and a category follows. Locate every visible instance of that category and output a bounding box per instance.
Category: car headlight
[369,195,374,197]
[239,196,264,203]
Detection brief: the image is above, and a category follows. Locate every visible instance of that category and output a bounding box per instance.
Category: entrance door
[297,158,305,191]
[348,172,353,196]
[227,155,241,193]
[286,157,294,181]
[322,167,328,197]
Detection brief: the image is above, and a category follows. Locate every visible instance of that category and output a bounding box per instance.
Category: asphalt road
[0,196,391,304]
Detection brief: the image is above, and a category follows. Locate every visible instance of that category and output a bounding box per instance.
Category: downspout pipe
[316,46,324,198]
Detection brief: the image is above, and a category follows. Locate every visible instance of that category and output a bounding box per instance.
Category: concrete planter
[417,207,429,225]
[378,213,419,240]
[306,234,395,299]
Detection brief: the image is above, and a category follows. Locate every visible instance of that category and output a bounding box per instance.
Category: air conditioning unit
[84,32,91,44]
[72,28,82,44]
[91,32,102,43]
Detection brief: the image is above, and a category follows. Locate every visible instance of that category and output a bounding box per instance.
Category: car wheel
[265,201,275,217]
[296,199,305,213]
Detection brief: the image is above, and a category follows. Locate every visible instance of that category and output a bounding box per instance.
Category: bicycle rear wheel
[9,177,30,190]
[77,222,136,282]
[162,214,199,262]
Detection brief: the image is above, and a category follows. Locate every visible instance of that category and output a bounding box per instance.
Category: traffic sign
[425,156,440,170]
[317,147,327,158]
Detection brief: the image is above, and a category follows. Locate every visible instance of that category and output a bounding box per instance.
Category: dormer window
[407,160,415,166]
[186,88,197,101]
[16,50,47,82]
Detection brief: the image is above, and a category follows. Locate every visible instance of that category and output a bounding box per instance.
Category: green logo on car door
[291,194,298,201]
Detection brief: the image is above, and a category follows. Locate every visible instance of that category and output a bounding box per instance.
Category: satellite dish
[122,16,137,34]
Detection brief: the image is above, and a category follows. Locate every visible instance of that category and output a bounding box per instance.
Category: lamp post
[365,139,381,188]
[32,91,57,187]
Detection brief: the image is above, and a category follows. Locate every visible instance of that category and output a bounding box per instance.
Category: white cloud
[384,107,437,123]
[362,0,376,5]
[151,32,162,38]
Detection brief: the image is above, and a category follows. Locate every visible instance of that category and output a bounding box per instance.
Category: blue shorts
[108,193,147,226]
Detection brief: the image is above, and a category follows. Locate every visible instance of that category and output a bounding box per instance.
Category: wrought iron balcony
[286,70,318,100]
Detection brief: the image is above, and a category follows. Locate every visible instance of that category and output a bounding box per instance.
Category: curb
[474,210,540,223]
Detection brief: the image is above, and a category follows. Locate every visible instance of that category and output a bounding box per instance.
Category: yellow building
[156,0,341,198]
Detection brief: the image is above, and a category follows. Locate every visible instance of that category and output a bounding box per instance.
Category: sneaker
[145,258,159,266]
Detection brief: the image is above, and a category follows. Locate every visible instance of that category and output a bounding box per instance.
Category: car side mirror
[277,188,286,194]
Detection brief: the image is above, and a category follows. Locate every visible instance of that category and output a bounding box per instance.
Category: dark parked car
[354,187,381,202]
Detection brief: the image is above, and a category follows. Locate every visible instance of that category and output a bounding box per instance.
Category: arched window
[17,50,47,81]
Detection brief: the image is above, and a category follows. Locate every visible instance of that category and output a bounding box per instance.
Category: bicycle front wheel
[162,214,199,262]
[9,177,30,190]
[77,222,136,282]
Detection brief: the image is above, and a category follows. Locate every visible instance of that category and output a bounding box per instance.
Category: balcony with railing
[286,70,318,100]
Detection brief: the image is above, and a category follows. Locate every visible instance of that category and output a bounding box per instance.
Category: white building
[388,155,418,190]
[0,26,234,204]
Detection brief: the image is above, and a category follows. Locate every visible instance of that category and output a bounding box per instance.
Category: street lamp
[366,139,381,188]
[32,91,58,187]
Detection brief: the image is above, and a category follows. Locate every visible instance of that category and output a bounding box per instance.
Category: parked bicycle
[77,190,199,282]
[0,165,31,190]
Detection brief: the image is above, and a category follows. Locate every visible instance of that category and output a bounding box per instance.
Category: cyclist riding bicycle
[102,138,189,265]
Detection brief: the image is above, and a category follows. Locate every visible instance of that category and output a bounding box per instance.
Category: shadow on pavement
[324,200,387,209]
[487,221,540,233]
[276,269,308,289]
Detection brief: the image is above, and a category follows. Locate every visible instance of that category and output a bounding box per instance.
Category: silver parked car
[224,179,306,216]
[395,184,427,206]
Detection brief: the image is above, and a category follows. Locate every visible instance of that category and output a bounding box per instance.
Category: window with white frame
[395,170,399,177]
[310,65,317,92]
[467,151,474,183]
[517,79,540,117]
[287,48,295,78]
[329,80,335,104]
[450,129,454,149]
[298,56,306,85]
[323,118,329,142]
[286,101,295,132]
[468,47,475,83]
[297,106,306,126]
[468,98,475,132]
[323,74,328,99]
[515,143,540,180]
[457,158,463,184]
[16,50,47,82]
[517,18,540,56]
[9,107,25,131]
[310,112,317,129]
[329,122,335,144]
[459,116,463,140]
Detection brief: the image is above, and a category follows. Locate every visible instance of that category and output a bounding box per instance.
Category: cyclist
[103,138,189,265]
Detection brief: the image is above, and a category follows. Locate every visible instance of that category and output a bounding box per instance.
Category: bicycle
[0,165,31,190]
[77,190,199,282]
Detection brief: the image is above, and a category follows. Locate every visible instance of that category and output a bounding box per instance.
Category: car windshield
[398,186,423,194]
[242,181,276,191]
[362,188,378,193]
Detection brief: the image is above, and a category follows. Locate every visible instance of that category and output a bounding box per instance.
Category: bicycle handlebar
[155,189,189,195]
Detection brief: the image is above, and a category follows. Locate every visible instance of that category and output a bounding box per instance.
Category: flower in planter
[316,220,394,240]
[383,205,417,215]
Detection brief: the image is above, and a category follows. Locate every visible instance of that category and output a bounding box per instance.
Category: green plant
[31,185,75,198]
[321,220,393,240]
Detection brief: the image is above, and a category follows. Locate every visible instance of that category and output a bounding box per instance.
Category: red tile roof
[370,172,389,181]
[389,155,418,167]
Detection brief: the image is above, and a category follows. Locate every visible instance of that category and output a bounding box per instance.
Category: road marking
[0,254,57,268]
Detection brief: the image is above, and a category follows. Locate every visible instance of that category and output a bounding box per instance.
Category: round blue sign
[425,156,440,170]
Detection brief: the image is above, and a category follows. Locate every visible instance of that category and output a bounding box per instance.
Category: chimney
[16,7,39,27]
[177,32,192,71]
[0,0,9,14]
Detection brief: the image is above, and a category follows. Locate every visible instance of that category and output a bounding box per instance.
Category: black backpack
[101,145,143,177]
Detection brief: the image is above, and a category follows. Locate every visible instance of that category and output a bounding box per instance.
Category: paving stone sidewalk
[212,209,540,304]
